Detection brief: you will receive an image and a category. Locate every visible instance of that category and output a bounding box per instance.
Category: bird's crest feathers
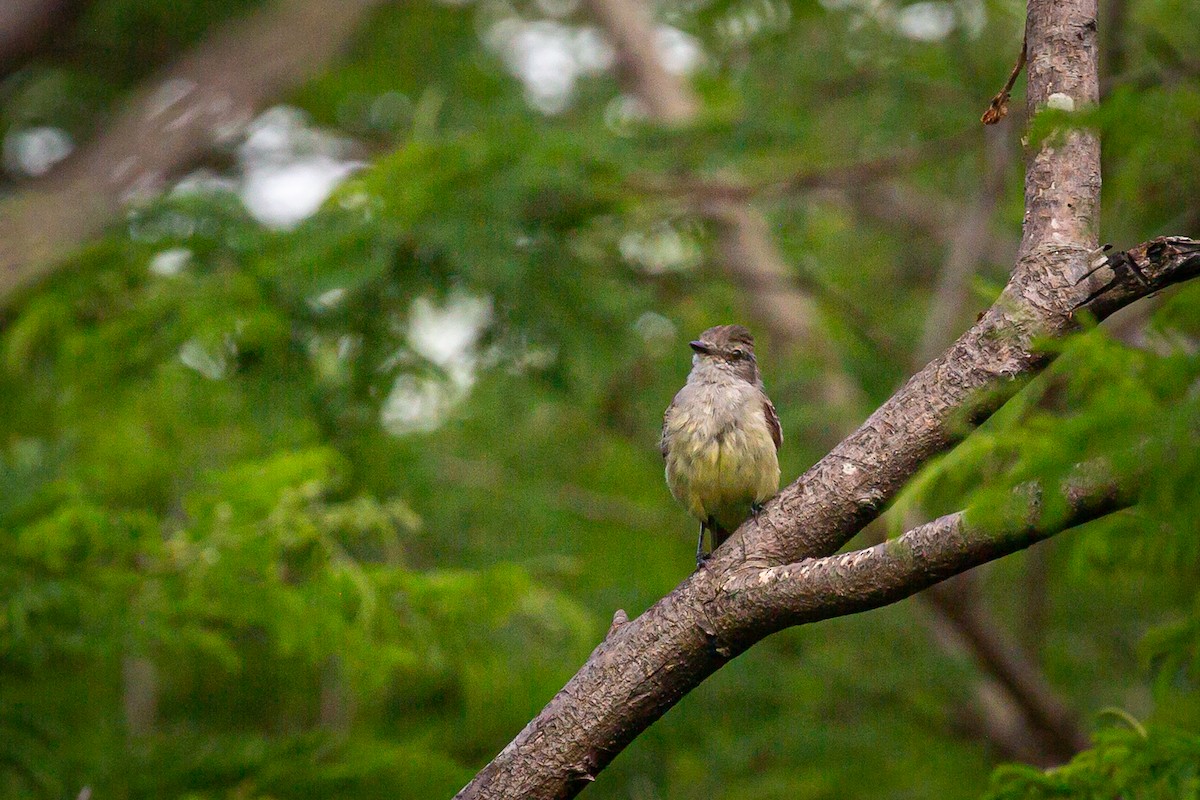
[698,324,755,352]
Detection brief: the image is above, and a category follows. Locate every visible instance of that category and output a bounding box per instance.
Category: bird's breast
[663,383,780,522]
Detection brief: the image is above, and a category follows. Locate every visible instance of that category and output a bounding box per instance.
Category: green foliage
[985,725,1200,799]
[891,317,1200,601]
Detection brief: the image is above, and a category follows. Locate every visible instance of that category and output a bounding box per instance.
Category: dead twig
[982,31,1028,125]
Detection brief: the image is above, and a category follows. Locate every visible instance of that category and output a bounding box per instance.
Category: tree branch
[981,32,1027,125]
[702,201,864,410]
[923,578,1089,760]
[0,0,389,306]
[580,0,696,122]
[0,0,79,75]
[630,141,1019,269]
[660,106,1075,763]
[454,234,1199,799]
[737,0,1106,568]
[920,591,1065,764]
[627,131,976,202]
[457,430,1155,800]
[723,475,1133,631]
[455,0,1200,791]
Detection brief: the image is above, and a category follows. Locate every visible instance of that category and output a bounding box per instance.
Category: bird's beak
[689,340,712,354]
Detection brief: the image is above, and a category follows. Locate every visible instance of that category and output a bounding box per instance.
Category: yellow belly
[665,421,780,532]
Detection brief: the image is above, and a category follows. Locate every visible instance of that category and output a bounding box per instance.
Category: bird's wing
[660,397,676,459]
[763,395,782,452]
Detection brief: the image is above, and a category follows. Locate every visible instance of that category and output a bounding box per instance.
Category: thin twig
[982,31,1028,125]
[628,130,978,202]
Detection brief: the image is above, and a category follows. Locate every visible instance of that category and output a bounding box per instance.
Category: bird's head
[688,324,759,382]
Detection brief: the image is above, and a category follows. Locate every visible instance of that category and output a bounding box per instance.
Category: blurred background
[0,0,1198,798]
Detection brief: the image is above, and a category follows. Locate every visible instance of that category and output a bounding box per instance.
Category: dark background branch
[0,0,84,77]
[584,0,864,414]
[0,0,388,307]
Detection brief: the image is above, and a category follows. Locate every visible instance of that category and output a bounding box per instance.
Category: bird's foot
[750,502,764,519]
[694,550,711,571]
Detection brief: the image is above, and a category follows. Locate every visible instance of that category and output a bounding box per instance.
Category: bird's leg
[695,522,710,569]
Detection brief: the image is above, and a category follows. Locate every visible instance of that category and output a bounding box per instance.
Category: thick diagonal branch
[456,0,1200,790]
[0,0,388,305]
[581,0,695,122]
[633,8,1071,750]
[456,375,1167,800]
[456,235,1196,800]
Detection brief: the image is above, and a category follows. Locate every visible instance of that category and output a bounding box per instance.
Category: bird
[661,324,781,568]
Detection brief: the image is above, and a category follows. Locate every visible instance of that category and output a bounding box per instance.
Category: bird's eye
[731,349,745,359]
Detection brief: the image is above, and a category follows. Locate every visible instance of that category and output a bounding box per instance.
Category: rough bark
[740,0,1104,568]
[0,0,388,306]
[722,474,1132,629]
[455,0,1200,792]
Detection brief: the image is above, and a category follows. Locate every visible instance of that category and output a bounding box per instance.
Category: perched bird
[661,324,781,567]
